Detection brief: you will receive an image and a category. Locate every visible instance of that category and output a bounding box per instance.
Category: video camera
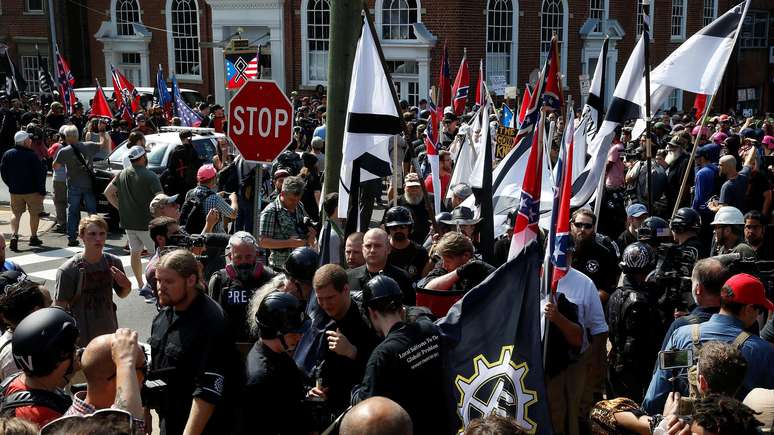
[297,217,319,237]
[166,232,230,251]
[716,253,774,299]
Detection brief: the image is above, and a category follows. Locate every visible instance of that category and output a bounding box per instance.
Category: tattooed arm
[111,328,145,419]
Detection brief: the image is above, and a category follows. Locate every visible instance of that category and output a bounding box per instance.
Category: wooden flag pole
[643,0,654,213]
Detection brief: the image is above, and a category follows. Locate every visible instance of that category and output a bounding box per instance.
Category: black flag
[0,44,26,97]
[437,242,552,434]
[36,49,55,94]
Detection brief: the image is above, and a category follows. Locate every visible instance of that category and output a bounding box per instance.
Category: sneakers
[8,236,18,252]
[67,239,80,247]
[29,236,43,247]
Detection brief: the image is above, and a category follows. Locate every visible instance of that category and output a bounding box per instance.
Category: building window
[540,0,564,60]
[170,0,201,78]
[306,0,330,83]
[486,0,514,84]
[382,0,417,40]
[636,0,654,38]
[25,0,43,13]
[115,0,140,36]
[589,0,605,32]
[702,0,716,26]
[740,10,769,49]
[661,89,683,111]
[21,55,47,93]
[671,0,686,40]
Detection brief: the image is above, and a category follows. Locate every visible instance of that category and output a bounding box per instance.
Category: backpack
[179,188,211,234]
[0,374,72,418]
[608,287,652,366]
[685,324,751,398]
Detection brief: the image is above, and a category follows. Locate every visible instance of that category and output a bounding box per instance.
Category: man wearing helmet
[208,232,277,342]
[0,308,78,427]
[282,247,319,307]
[384,206,430,283]
[352,275,447,435]
[711,206,756,259]
[607,242,661,403]
[242,292,311,435]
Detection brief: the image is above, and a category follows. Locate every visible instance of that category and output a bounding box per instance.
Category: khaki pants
[547,350,590,435]
[10,193,43,217]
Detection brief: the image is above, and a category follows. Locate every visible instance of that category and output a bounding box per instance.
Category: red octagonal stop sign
[228,80,293,163]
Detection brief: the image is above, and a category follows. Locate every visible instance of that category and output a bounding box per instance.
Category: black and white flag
[37,50,55,94]
[632,0,750,137]
[337,16,402,223]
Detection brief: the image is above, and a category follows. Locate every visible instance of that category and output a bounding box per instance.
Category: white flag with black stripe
[337,17,402,220]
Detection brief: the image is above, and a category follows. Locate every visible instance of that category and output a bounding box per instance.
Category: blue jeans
[67,185,97,240]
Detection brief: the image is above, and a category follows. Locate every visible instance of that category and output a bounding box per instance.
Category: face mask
[235,263,256,283]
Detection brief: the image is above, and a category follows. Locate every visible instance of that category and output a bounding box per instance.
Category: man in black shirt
[352,275,447,435]
[570,209,620,304]
[208,232,277,342]
[150,249,239,435]
[396,173,432,244]
[384,206,429,283]
[165,130,203,202]
[306,265,379,414]
[347,229,414,305]
[744,210,773,260]
[243,292,311,435]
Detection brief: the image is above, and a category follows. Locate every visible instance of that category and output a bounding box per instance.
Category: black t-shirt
[387,241,428,283]
[396,197,431,244]
[352,320,448,435]
[347,264,415,305]
[571,237,621,295]
[301,171,322,222]
[242,342,310,435]
[208,265,277,342]
[149,293,240,435]
[166,144,203,197]
[745,169,771,214]
[492,238,510,268]
[545,293,581,377]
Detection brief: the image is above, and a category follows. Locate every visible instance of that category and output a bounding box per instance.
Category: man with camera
[208,232,277,342]
[259,175,316,270]
[643,273,774,414]
[64,329,146,431]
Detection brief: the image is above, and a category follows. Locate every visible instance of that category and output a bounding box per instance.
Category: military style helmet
[637,216,672,245]
[384,206,414,227]
[12,307,79,376]
[283,247,319,283]
[670,207,702,232]
[255,292,309,339]
[363,275,404,311]
[620,242,657,273]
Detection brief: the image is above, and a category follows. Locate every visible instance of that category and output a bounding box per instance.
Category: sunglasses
[40,408,135,435]
[572,222,594,230]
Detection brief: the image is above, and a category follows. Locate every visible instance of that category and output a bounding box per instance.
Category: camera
[166,232,230,251]
[296,217,319,236]
[141,369,171,411]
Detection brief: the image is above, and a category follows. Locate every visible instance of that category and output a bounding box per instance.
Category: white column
[103,46,114,86]
[211,25,226,105]
[270,24,285,91]
[418,58,429,103]
[140,50,150,87]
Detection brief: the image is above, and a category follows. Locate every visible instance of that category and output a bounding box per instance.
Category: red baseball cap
[721,273,774,310]
[197,164,217,182]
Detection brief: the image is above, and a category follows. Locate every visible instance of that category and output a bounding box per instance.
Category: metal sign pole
[253,163,263,240]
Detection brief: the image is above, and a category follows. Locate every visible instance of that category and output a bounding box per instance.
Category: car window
[146,143,170,166]
[193,138,216,163]
[109,141,130,164]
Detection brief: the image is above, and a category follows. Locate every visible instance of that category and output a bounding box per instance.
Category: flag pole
[393,135,399,207]
[672,90,718,219]
[643,0,654,213]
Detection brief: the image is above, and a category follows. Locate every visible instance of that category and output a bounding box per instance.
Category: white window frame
[113,0,141,36]
[740,10,769,49]
[539,0,568,79]
[24,0,44,14]
[379,0,420,41]
[588,0,608,32]
[486,0,519,86]
[702,0,717,27]
[301,0,331,86]
[20,55,47,93]
[165,0,202,81]
[661,89,683,112]
[670,0,687,41]
[636,0,655,40]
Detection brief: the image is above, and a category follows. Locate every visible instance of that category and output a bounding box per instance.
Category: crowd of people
[2,86,774,435]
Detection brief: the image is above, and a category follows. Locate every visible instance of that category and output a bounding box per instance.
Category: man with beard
[744,211,773,260]
[570,209,621,304]
[347,229,414,305]
[711,206,756,259]
[616,203,649,253]
[384,206,430,283]
[664,135,692,212]
[397,173,432,244]
[709,150,756,213]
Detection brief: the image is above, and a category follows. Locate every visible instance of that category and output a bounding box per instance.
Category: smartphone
[659,349,693,370]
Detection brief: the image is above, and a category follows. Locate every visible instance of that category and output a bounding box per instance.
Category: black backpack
[179,188,211,234]
[0,373,72,418]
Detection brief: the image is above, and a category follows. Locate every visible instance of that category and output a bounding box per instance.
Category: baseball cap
[127,145,146,161]
[711,131,728,145]
[695,146,711,160]
[404,173,421,187]
[763,135,774,150]
[14,131,30,144]
[626,203,648,218]
[197,164,217,182]
[721,273,774,310]
[135,113,146,121]
[273,168,290,179]
[149,193,179,214]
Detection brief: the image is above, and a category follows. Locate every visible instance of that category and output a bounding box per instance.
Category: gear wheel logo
[454,346,538,433]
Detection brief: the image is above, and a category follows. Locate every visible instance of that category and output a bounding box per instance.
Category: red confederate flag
[518,84,532,127]
[542,35,563,112]
[475,59,484,106]
[110,65,141,113]
[438,43,451,109]
[451,51,470,116]
[54,44,76,115]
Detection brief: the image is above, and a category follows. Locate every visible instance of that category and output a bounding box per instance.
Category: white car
[73,86,203,111]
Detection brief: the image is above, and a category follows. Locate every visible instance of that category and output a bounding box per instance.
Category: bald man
[347,229,415,304]
[64,329,146,427]
[340,397,412,435]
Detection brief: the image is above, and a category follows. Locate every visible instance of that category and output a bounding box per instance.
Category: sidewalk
[0,204,57,239]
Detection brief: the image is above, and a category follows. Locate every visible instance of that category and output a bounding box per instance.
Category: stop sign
[228,80,293,163]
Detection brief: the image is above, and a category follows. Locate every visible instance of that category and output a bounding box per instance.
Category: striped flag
[517,83,532,127]
[110,64,140,115]
[156,65,173,120]
[54,44,76,114]
[550,109,575,291]
[425,94,442,216]
[171,74,202,127]
[438,43,451,109]
[244,45,262,79]
[542,35,563,112]
[36,49,55,94]
[451,52,469,116]
[508,112,545,260]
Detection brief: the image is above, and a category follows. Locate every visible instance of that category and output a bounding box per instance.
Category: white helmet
[711,206,745,226]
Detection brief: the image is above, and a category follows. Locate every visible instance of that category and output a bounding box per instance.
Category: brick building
[1,0,772,114]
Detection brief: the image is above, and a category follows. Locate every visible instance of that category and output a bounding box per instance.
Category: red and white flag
[110,65,141,113]
[518,84,532,127]
[475,59,484,106]
[424,95,442,216]
[508,113,545,260]
[244,45,262,79]
[451,52,469,116]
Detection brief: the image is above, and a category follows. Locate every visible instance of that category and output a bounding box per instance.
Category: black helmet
[419,109,431,120]
[637,216,672,245]
[283,247,319,283]
[363,275,404,310]
[384,206,414,228]
[12,307,78,376]
[255,292,309,339]
[670,207,702,232]
[620,242,656,273]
